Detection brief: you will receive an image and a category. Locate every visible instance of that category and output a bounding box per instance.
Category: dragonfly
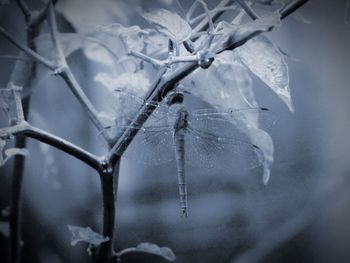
[115,90,271,216]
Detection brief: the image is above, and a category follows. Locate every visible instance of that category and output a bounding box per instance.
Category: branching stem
[1,122,103,171]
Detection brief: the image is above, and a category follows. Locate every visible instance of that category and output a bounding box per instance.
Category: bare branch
[236,0,260,20]
[16,0,31,19]
[0,55,32,62]
[29,0,51,27]
[0,122,102,171]
[0,27,56,70]
[190,6,237,24]
[192,0,234,36]
[196,0,215,34]
[47,1,66,67]
[186,1,200,21]
[46,1,107,138]
[279,0,309,19]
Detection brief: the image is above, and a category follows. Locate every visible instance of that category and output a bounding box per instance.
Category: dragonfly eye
[167,92,184,105]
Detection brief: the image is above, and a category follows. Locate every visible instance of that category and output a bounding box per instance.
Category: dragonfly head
[166,91,184,106]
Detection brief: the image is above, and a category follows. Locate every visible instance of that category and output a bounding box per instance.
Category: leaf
[95,71,152,139]
[237,35,293,112]
[0,138,29,167]
[56,0,142,34]
[0,84,23,125]
[136,243,176,261]
[0,222,9,237]
[67,225,109,247]
[4,148,29,160]
[142,8,192,42]
[35,33,86,61]
[214,13,281,51]
[97,23,146,51]
[181,51,274,183]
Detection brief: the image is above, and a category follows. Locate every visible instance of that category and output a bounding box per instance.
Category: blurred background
[1,0,350,262]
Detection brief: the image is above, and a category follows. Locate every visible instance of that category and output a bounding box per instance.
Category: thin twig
[0,55,32,62]
[236,0,260,20]
[29,0,51,27]
[1,123,103,171]
[46,1,107,137]
[191,0,234,36]
[47,1,66,67]
[0,27,55,70]
[196,0,215,34]
[190,6,237,24]
[186,1,200,21]
[16,0,31,19]
[279,0,308,19]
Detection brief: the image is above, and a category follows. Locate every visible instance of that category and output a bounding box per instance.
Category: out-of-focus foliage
[67,225,109,247]
[142,8,192,42]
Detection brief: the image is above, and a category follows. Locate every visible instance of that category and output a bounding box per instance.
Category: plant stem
[97,160,120,262]
[47,2,109,140]
[0,27,56,70]
[9,99,30,263]
[1,122,103,171]
[108,0,309,169]
[8,2,43,260]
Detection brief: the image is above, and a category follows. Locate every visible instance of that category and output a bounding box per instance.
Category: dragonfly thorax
[173,108,189,133]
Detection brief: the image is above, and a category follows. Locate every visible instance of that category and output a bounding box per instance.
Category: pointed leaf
[182,51,274,183]
[67,225,109,247]
[214,13,281,51]
[97,23,146,51]
[35,33,85,61]
[237,35,293,111]
[135,242,176,261]
[142,8,192,42]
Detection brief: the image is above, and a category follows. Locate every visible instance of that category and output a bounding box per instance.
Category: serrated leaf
[237,35,293,112]
[135,242,176,261]
[67,225,109,247]
[143,8,192,42]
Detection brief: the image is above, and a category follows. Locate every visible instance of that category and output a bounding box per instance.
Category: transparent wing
[123,125,175,165]
[184,117,263,173]
[189,107,275,131]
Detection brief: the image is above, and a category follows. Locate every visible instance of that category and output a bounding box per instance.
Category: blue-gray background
[0,1,350,262]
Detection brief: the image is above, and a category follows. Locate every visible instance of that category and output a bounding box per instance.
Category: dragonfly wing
[184,122,263,173]
[189,107,275,132]
[123,125,175,165]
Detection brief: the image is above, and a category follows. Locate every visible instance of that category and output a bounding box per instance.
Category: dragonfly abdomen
[174,128,187,217]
